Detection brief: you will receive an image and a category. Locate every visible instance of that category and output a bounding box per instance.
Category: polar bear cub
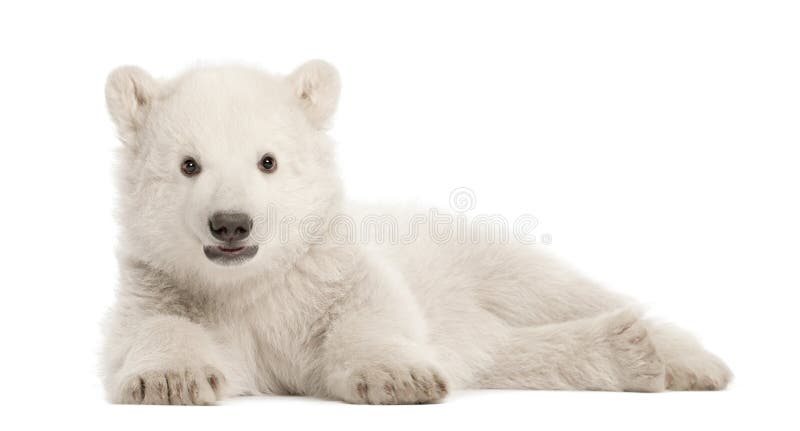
[102,60,731,404]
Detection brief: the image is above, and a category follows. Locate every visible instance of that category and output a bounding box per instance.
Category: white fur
[102,61,732,405]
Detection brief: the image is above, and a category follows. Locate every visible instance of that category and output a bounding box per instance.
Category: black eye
[181,157,201,176]
[258,154,277,173]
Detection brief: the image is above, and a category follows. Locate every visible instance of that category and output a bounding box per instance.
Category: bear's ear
[105,66,158,143]
[287,60,341,129]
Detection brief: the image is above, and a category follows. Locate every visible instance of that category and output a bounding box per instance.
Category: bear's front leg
[324,347,449,405]
[314,261,449,404]
[103,314,229,405]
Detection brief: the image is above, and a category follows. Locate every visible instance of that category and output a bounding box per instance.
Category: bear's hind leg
[649,323,732,390]
[477,308,666,392]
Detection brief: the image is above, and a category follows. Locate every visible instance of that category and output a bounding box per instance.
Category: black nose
[209,212,253,242]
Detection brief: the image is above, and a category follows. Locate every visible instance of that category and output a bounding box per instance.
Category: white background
[1,0,798,429]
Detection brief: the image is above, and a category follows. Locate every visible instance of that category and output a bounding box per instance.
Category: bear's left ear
[288,60,341,129]
[105,65,159,145]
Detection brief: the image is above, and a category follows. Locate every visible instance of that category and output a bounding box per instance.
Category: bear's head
[106,61,342,286]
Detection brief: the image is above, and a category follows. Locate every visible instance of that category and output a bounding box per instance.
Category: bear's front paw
[337,364,449,404]
[116,366,226,405]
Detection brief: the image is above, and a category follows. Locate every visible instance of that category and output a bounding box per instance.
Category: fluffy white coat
[102,61,731,405]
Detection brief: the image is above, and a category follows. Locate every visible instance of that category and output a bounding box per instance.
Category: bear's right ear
[105,66,158,144]
[288,60,341,129]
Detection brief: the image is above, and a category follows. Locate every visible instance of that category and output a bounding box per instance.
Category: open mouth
[203,244,259,265]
